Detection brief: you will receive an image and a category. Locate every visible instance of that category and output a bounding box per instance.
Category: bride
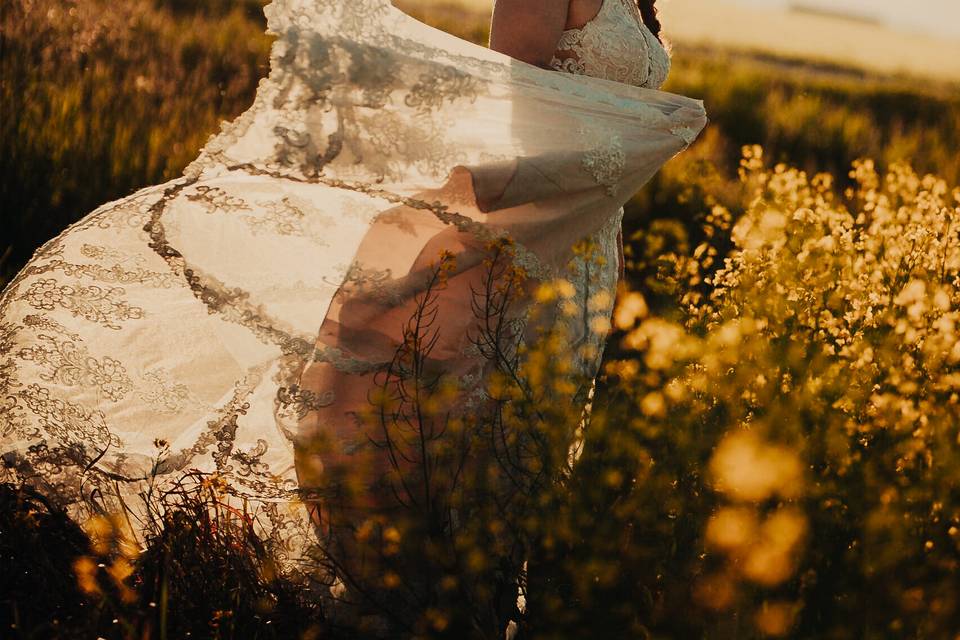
[0,0,704,633]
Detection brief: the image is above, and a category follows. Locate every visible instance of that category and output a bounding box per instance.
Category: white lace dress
[0,0,700,575]
[548,0,672,403]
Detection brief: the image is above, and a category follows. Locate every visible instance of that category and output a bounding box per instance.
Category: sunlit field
[3,1,960,638]
[660,0,960,82]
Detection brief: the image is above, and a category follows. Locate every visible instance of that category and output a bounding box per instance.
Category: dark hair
[637,0,662,41]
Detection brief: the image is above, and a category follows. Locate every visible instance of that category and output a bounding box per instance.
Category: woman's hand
[489,0,570,68]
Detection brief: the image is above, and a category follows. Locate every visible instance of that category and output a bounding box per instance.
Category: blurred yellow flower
[588,290,613,312]
[706,506,758,552]
[739,508,807,587]
[743,544,794,587]
[640,391,667,418]
[383,572,402,589]
[762,508,807,552]
[534,283,557,303]
[623,319,699,370]
[590,315,612,335]
[554,279,575,299]
[613,291,648,329]
[383,526,401,544]
[754,601,797,637]
[709,432,804,502]
[73,556,100,596]
[82,513,140,559]
[694,573,736,611]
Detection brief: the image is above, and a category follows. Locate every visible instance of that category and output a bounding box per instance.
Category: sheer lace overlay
[0,0,705,576]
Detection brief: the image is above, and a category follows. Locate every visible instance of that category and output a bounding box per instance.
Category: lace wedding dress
[547,0,673,422]
[0,0,704,579]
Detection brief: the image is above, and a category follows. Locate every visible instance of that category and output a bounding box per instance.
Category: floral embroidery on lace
[22,314,81,341]
[26,257,180,289]
[582,134,626,196]
[338,262,404,305]
[248,198,306,235]
[19,279,145,330]
[137,368,206,415]
[244,196,334,240]
[80,244,130,262]
[187,185,253,212]
[277,383,336,420]
[18,383,121,452]
[405,65,480,113]
[18,334,133,402]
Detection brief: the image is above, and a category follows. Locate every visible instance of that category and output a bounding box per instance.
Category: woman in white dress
[0,0,703,633]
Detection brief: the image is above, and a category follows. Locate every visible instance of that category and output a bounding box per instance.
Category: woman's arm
[489,0,570,68]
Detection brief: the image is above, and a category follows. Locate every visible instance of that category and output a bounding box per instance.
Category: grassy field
[3,1,960,638]
[659,0,960,82]
[0,0,273,286]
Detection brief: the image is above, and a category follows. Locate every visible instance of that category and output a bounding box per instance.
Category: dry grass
[661,0,960,83]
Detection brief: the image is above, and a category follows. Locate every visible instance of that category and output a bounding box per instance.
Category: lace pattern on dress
[546,0,677,463]
[582,133,626,196]
[549,0,671,91]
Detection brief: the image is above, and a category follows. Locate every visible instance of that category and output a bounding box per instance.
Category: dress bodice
[549,0,671,90]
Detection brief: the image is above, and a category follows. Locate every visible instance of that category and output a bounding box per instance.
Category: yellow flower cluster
[74,513,140,604]
[606,146,960,636]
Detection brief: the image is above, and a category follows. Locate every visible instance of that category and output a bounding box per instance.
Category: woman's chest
[550,0,670,89]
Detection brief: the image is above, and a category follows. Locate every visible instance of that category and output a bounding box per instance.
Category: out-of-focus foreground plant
[1,474,325,639]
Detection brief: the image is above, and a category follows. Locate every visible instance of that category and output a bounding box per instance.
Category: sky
[732,0,960,39]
